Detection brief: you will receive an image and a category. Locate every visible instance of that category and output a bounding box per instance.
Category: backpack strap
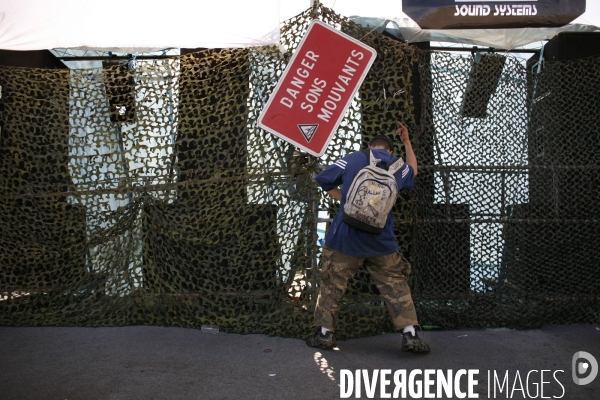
[368,150,379,167]
[388,157,405,175]
[360,149,379,168]
[363,148,405,174]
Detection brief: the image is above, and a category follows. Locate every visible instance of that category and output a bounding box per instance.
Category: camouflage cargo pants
[313,245,418,331]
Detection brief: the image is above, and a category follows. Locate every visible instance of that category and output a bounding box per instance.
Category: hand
[396,122,410,144]
[396,121,418,176]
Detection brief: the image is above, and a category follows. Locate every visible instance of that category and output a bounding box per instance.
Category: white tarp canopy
[353,17,599,50]
[0,0,599,52]
[0,0,290,52]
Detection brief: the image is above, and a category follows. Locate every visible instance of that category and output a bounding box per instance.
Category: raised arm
[396,122,418,177]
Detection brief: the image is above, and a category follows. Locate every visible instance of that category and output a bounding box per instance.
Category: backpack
[342,149,405,234]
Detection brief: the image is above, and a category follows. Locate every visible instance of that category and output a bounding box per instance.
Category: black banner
[402,0,586,30]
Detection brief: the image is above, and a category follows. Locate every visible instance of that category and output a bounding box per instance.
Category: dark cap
[369,135,394,150]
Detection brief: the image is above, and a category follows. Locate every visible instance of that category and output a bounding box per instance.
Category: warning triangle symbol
[298,124,319,143]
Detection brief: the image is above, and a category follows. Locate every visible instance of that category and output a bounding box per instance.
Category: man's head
[369,135,394,154]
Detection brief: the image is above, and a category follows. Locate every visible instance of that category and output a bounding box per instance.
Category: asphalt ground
[1,324,599,400]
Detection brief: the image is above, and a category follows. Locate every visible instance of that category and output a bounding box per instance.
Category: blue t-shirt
[315,148,414,257]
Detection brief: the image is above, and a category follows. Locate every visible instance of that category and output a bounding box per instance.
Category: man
[306,122,430,353]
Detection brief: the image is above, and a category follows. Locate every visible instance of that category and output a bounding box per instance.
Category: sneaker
[401,331,430,353]
[306,328,336,349]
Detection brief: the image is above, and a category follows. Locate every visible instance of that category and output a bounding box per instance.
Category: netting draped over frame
[1,6,598,337]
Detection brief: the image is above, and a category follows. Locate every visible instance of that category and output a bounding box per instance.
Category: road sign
[258,20,377,157]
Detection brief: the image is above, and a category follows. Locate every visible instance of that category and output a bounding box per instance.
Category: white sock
[321,326,330,335]
[403,325,415,336]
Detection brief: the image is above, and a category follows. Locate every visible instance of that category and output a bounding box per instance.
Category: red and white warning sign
[258,20,377,157]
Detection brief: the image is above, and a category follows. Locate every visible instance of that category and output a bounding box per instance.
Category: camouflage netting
[1,5,598,337]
